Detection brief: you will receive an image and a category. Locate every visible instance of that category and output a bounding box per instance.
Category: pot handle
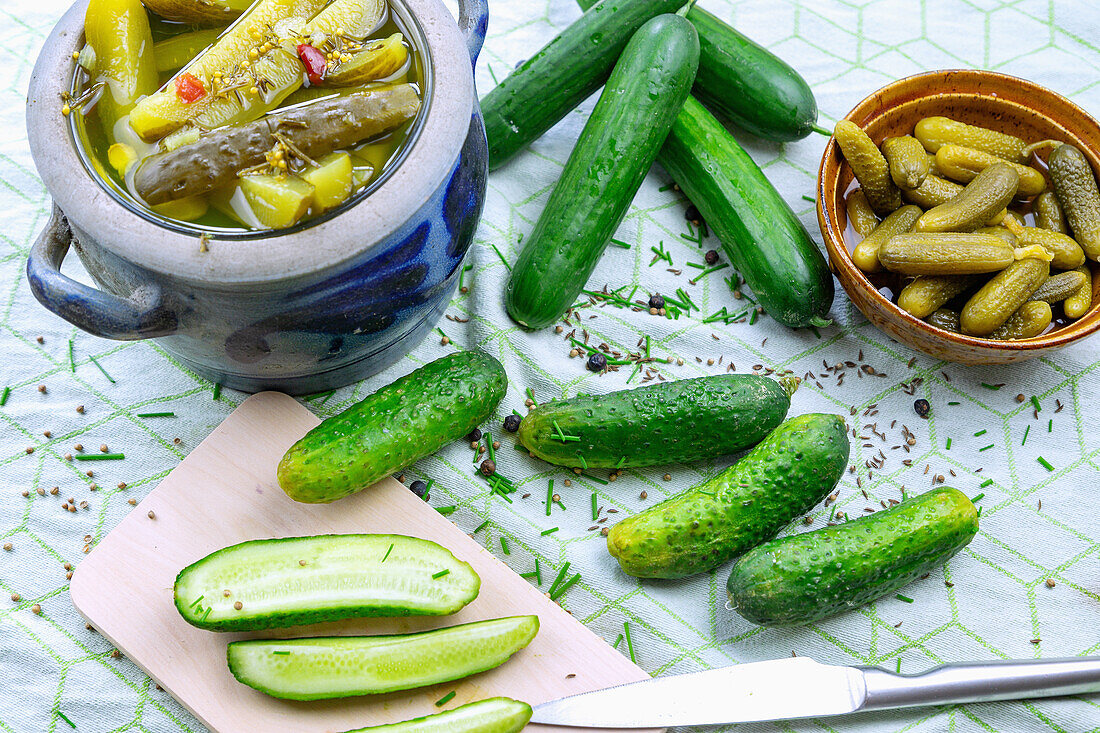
[456,0,488,67]
[26,205,177,341]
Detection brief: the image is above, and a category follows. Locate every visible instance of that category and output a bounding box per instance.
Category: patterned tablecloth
[3,1,1100,731]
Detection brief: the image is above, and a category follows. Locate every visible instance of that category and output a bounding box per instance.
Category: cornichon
[174,535,480,631]
[845,189,879,238]
[990,301,1052,339]
[141,0,250,25]
[133,85,420,205]
[1049,143,1100,260]
[902,173,963,209]
[606,414,849,579]
[227,616,539,700]
[960,256,1049,336]
[1006,224,1085,270]
[914,116,1028,164]
[878,233,1015,276]
[897,275,978,319]
[974,226,1016,246]
[881,135,930,190]
[1028,269,1088,304]
[927,308,961,333]
[326,33,409,86]
[726,487,978,626]
[934,144,1046,197]
[834,120,902,215]
[852,204,921,273]
[518,375,795,469]
[84,0,159,139]
[913,163,1019,233]
[1035,191,1068,234]
[278,351,507,503]
[1064,266,1094,319]
[341,698,533,733]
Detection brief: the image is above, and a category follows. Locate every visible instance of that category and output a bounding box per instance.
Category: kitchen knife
[530,656,1100,728]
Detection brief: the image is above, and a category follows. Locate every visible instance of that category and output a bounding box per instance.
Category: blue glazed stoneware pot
[25,0,489,394]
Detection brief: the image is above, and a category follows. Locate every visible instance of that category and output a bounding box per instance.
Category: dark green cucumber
[278,351,506,503]
[607,414,849,579]
[727,487,978,626]
[227,616,539,701]
[518,374,796,469]
[342,698,533,733]
[174,535,480,631]
[504,14,699,330]
[577,0,820,141]
[658,96,834,327]
[482,0,684,170]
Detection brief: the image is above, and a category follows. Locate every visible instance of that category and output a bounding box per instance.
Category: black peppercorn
[587,352,607,372]
[648,293,664,310]
[479,459,497,476]
[685,204,702,223]
[704,249,719,265]
[409,480,428,497]
[465,428,482,443]
[503,414,521,433]
[914,399,931,418]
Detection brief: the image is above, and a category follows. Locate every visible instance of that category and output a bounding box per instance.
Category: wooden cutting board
[70,391,661,733]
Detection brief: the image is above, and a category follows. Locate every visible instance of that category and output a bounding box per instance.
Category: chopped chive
[580,472,609,486]
[200,606,211,623]
[685,261,707,269]
[1031,395,1042,412]
[212,382,222,400]
[57,711,75,729]
[895,593,914,603]
[500,537,510,555]
[1022,425,1031,446]
[626,363,641,384]
[189,595,205,608]
[645,335,651,359]
[591,492,598,520]
[272,650,290,655]
[947,401,960,406]
[485,433,495,462]
[136,411,176,418]
[490,243,511,270]
[526,387,535,402]
[979,444,994,452]
[68,339,75,372]
[615,456,626,469]
[980,383,1002,391]
[474,520,489,534]
[977,506,983,518]
[432,569,450,579]
[437,505,457,516]
[541,527,559,536]
[749,309,759,325]
[1048,418,1053,433]
[897,658,902,674]
[550,572,581,601]
[624,621,636,664]
[535,557,542,586]
[425,479,435,497]
[74,453,124,461]
[435,691,456,707]
[808,325,820,339]
[0,386,8,406]
[609,238,631,249]
[487,63,498,84]
[381,543,394,563]
[548,562,571,597]
[545,480,553,516]
[971,493,985,503]
[519,571,538,578]
[945,438,952,450]
[974,429,986,437]
[980,478,993,488]
[88,355,115,384]
[578,454,588,470]
[1037,456,1054,472]
[613,633,624,649]
[801,194,815,202]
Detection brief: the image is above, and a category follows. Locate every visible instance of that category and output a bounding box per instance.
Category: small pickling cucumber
[990,301,1052,339]
[974,226,1017,246]
[852,204,921,273]
[607,414,849,579]
[961,256,1050,336]
[142,0,251,25]
[175,535,480,631]
[342,698,533,733]
[727,487,978,627]
[882,135,931,190]
[154,28,224,74]
[84,0,159,138]
[897,275,978,319]
[1028,269,1087,304]
[914,163,1019,233]
[505,14,699,329]
[227,616,540,700]
[934,144,1046,197]
[278,351,506,503]
[326,33,408,86]
[1049,143,1100,260]
[1035,191,1068,234]
[902,173,963,209]
[845,189,879,238]
[1065,266,1094,319]
[927,308,961,333]
[1007,225,1085,270]
[878,233,1015,276]
[834,121,902,215]
[518,375,796,469]
[914,116,1028,164]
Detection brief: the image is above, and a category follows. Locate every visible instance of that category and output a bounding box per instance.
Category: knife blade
[530,656,1100,728]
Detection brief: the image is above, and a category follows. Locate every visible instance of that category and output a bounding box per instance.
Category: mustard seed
[37,385,46,393]
[100,444,108,452]
[2,543,11,551]
[563,479,571,487]
[64,454,72,461]
[663,474,672,481]
[127,499,136,506]
[147,510,156,519]
[10,593,19,602]
[74,444,83,451]
[42,430,51,438]
[31,604,41,615]
[1046,578,1056,588]
[76,405,84,413]
[117,482,126,489]
[234,601,243,610]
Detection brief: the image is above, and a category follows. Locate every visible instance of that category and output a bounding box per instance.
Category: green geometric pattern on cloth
[2,0,1100,731]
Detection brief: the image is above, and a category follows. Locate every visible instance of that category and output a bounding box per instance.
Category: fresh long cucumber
[342,698,533,733]
[607,414,850,579]
[518,375,796,469]
[504,14,699,329]
[227,616,540,700]
[481,0,684,170]
[174,535,480,631]
[577,0,821,141]
[727,487,978,626]
[278,351,506,503]
[658,96,834,327]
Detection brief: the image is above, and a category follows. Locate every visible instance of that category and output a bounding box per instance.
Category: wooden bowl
[817,69,1100,365]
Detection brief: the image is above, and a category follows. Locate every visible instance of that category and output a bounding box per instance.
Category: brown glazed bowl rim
[817,68,1100,360]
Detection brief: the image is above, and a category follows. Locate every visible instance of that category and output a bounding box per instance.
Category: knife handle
[860,657,1100,711]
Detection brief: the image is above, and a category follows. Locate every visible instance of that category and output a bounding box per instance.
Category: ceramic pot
[26,0,489,393]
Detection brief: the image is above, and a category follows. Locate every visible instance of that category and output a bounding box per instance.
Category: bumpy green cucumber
[1028,269,1088,304]
[1035,191,1068,234]
[934,144,1046,196]
[845,189,879,238]
[882,135,931,190]
[1049,143,1100,260]
[974,226,1017,246]
[342,698,533,733]
[914,117,1028,163]
[174,535,480,631]
[1065,266,1094,319]
[961,256,1049,336]
[278,351,506,503]
[835,120,902,215]
[897,275,978,319]
[914,163,1019,233]
[990,301,1052,339]
[852,205,922,273]
[228,616,539,700]
[878,233,1015,275]
[518,375,796,469]
[606,414,849,579]
[902,173,963,209]
[1007,224,1085,270]
[726,487,978,626]
[927,308,961,333]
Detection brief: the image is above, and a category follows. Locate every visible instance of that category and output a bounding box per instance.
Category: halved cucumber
[227,616,540,700]
[342,698,533,733]
[175,534,480,631]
